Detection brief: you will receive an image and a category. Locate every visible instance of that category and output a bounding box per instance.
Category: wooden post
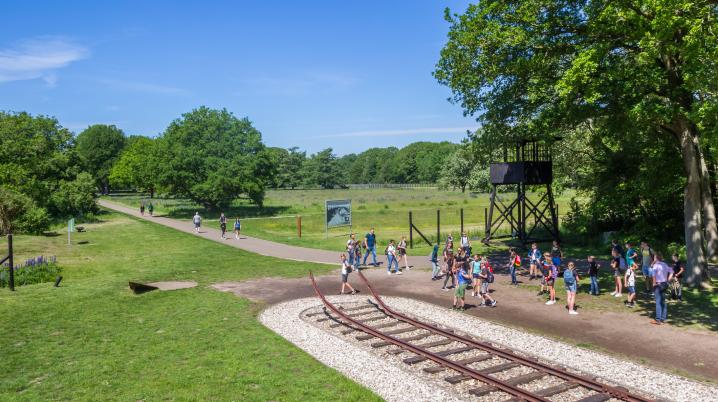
[436,210,441,245]
[460,208,464,234]
[8,234,14,292]
[409,211,414,249]
[297,215,302,238]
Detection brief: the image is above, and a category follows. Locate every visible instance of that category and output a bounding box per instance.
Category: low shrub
[0,256,61,288]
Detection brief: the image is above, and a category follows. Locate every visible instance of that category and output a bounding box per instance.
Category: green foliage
[0,187,34,235]
[303,148,345,189]
[438,147,473,192]
[76,124,127,193]
[0,256,60,288]
[158,106,271,208]
[17,206,51,235]
[49,172,98,218]
[109,136,160,196]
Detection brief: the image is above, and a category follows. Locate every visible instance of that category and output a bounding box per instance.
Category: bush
[0,255,61,288]
[17,206,51,234]
[50,172,98,218]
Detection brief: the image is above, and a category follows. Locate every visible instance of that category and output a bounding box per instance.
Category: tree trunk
[678,121,712,288]
[698,145,718,259]
[149,187,155,199]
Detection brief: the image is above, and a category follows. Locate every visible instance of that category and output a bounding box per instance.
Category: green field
[0,212,379,401]
[106,188,575,255]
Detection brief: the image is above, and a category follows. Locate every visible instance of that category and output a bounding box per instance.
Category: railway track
[307,270,654,402]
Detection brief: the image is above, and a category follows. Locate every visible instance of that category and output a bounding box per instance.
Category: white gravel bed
[382,296,717,402]
[261,296,717,402]
[260,295,464,402]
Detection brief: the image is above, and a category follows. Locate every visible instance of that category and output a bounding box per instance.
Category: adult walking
[219,212,227,239]
[192,212,202,233]
[430,243,440,280]
[397,236,409,270]
[346,233,358,266]
[363,228,377,267]
[234,217,241,239]
[140,202,145,216]
[147,202,154,217]
[650,252,674,325]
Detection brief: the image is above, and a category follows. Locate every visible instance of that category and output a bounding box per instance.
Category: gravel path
[260,296,717,402]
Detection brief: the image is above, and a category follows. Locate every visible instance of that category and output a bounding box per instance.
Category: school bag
[514,255,521,266]
[563,268,576,285]
[486,269,495,283]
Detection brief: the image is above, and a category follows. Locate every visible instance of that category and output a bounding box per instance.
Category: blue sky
[0,1,477,155]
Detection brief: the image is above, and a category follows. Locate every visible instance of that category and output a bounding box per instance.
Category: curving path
[99,199,431,268]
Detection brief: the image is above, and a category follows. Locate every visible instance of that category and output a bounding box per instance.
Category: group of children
[435,235,497,310]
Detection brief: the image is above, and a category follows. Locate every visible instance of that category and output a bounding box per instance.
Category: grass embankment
[0,212,380,401]
[106,188,575,255]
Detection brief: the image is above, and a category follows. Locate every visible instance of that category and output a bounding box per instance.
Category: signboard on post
[325,199,351,237]
[68,218,75,245]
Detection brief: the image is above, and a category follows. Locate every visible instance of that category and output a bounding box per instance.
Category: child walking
[624,261,637,308]
[544,252,558,305]
[339,254,358,295]
[234,217,241,239]
[471,254,481,297]
[564,261,580,315]
[452,262,472,311]
[508,248,520,285]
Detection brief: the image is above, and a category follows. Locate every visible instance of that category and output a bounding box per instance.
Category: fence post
[436,210,440,245]
[409,211,413,249]
[8,234,14,292]
[460,208,464,234]
[297,215,302,238]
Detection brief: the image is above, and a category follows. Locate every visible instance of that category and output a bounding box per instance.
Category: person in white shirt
[386,240,401,275]
[192,212,201,233]
[339,254,358,295]
[346,233,357,266]
[460,232,471,255]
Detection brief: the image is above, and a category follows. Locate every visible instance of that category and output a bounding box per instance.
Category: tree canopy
[157,107,272,208]
[109,136,160,198]
[435,0,718,286]
[76,124,127,194]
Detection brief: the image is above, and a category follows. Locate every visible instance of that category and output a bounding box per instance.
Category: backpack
[486,270,495,283]
[513,255,521,267]
[563,268,576,285]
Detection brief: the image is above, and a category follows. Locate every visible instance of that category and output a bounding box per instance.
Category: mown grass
[106,188,575,255]
[0,212,380,401]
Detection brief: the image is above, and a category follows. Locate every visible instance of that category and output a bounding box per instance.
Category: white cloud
[311,126,478,139]
[0,37,88,85]
[98,78,189,95]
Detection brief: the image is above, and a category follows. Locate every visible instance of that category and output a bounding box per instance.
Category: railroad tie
[341,320,400,335]
[575,394,612,402]
[388,339,453,355]
[444,362,520,384]
[372,333,430,348]
[356,326,417,341]
[424,353,493,373]
[341,304,377,312]
[403,346,473,365]
[535,381,580,397]
[468,371,547,396]
[330,315,386,328]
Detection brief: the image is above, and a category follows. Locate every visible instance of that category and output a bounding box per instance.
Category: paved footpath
[99,199,430,268]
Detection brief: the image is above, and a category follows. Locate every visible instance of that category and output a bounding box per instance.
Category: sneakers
[610,291,616,296]
[627,302,634,308]
[396,271,403,275]
[569,310,578,315]
[545,300,556,305]
[614,293,622,297]
[387,272,392,275]
[442,287,449,292]
[350,290,357,295]
[490,300,497,307]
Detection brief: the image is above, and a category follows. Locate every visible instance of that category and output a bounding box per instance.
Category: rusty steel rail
[356,270,653,402]
[309,271,549,402]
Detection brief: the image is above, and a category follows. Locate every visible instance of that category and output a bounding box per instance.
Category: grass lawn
[105,188,576,255]
[0,212,380,401]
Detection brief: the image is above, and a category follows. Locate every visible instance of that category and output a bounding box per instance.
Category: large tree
[435,0,718,287]
[76,124,127,194]
[303,148,345,189]
[109,136,160,197]
[158,107,271,208]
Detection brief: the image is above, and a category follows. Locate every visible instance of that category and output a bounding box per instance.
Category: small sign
[326,200,352,229]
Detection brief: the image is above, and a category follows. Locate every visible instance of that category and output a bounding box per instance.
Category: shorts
[642,265,652,277]
[341,273,349,283]
[545,278,555,287]
[551,257,561,267]
[614,269,622,277]
[194,223,200,228]
[455,283,467,298]
[398,249,406,256]
[472,273,480,279]
[627,286,635,294]
[220,223,226,230]
[480,281,490,295]
[565,282,577,293]
[234,226,241,231]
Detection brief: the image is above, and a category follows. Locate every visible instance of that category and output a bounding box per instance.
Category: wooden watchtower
[484,139,560,243]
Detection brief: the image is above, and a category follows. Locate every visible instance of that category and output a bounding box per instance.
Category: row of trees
[266,141,461,189]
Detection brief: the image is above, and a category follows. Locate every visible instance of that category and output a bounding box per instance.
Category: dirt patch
[146,281,198,291]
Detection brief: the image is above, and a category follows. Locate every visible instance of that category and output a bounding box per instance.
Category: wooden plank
[424,354,493,374]
[372,333,430,348]
[575,394,611,402]
[403,346,473,365]
[469,371,548,396]
[388,339,452,355]
[356,326,416,341]
[340,320,400,335]
[444,362,520,384]
[535,382,580,397]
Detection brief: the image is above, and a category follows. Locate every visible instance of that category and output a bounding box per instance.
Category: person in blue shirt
[528,243,541,280]
[362,228,377,267]
[430,243,440,280]
[452,262,472,311]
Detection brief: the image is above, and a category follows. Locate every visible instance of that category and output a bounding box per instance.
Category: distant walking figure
[363,228,377,267]
[234,217,241,239]
[140,203,145,216]
[193,212,202,233]
[219,213,227,239]
[147,202,154,217]
[397,236,409,270]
